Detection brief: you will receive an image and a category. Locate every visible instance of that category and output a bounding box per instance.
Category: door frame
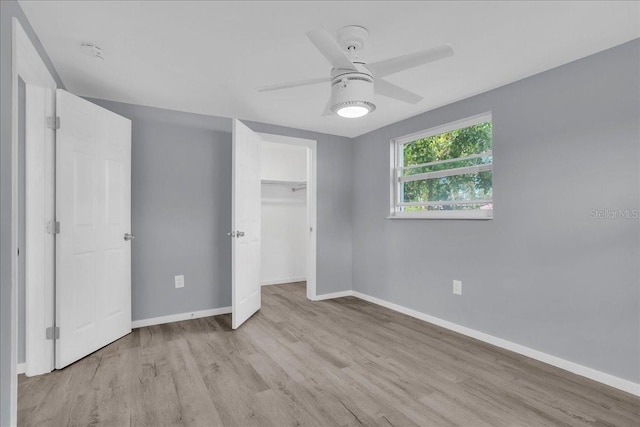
[10,18,57,424]
[257,133,317,300]
[24,83,56,377]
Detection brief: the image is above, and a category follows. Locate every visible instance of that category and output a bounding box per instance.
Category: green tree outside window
[400,122,492,211]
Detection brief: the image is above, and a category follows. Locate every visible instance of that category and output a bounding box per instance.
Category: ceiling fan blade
[367,44,454,78]
[257,77,328,92]
[375,78,423,104]
[306,30,358,71]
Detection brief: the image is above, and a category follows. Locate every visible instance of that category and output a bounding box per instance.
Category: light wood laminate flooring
[18,282,640,426]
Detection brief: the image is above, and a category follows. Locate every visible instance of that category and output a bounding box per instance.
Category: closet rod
[261,179,306,192]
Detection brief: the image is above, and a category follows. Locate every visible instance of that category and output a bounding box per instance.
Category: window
[390,113,493,219]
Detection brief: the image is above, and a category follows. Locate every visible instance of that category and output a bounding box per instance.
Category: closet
[260,141,308,286]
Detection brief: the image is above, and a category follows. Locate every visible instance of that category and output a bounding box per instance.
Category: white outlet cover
[175,275,185,288]
[453,280,462,295]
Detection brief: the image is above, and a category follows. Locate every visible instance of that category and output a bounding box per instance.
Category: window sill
[387,210,493,220]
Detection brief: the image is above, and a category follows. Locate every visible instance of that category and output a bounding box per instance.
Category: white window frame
[389,112,493,220]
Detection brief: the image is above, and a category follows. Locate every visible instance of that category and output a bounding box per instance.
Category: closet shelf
[261,179,306,186]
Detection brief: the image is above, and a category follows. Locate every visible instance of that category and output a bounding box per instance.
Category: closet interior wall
[260,141,307,286]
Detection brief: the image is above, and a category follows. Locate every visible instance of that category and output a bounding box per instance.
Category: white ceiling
[19,1,640,138]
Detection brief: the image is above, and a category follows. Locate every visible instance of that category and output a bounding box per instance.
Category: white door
[55,90,132,368]
[231,120,261,329]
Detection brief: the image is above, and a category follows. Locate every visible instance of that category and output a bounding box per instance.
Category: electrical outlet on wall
[175,275,185,289]
[453,280,462,295]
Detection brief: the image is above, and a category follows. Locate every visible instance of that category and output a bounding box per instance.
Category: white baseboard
[312,290,354,301]
[16,363,25,375]
[131,307,231,329]
[315,289,639,397]
[261,277,306,286]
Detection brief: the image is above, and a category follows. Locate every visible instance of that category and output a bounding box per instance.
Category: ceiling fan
[257,25,454,119]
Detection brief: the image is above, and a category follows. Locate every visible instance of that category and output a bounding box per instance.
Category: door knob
[227,231,236,237]
[124,233,134,241]
[236,231,245,237]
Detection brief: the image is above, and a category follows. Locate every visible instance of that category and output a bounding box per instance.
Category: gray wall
[351,39,640,383]
[1,1,64,424]
[85,101,354,321]
[18,78,25,365]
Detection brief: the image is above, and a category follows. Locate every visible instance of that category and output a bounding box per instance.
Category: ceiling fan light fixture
[333,101,375,118]
[330,72,376,118]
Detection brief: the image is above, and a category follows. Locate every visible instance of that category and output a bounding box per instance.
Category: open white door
[231,120,261,329]
[55,90,132,368]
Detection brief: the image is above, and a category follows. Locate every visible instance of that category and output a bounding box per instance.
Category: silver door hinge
[45,326,59,340]
[47,221,60,234]
[47,116,60,130]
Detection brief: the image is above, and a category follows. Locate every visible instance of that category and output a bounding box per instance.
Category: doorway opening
[258,133,317,300]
